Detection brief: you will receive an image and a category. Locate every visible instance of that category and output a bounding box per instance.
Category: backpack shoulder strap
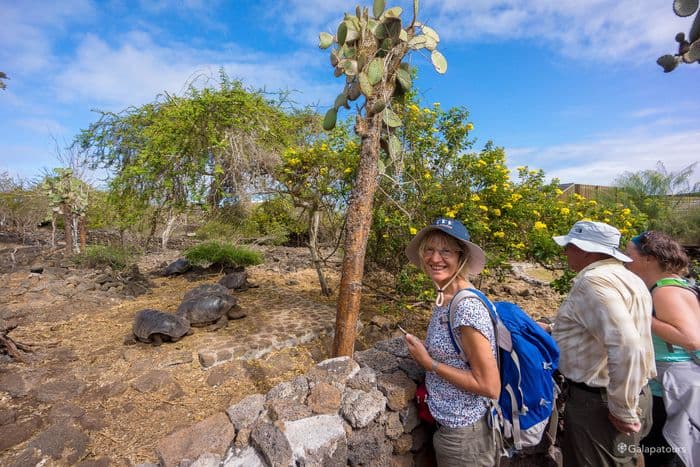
[447,288,511,360]
[446,289,479,361]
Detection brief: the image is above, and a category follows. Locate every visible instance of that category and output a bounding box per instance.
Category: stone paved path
[195,283,337,368]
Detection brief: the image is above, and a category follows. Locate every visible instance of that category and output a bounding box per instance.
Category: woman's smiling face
[421,233,463,287]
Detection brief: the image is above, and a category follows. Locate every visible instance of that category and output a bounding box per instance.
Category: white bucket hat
[553,220,632,262]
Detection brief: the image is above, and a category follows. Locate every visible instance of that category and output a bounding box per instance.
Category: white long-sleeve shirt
[553,258,656,424]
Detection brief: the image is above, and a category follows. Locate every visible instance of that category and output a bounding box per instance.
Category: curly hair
[632,230,689,275]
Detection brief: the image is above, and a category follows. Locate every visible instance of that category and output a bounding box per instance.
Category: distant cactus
[657,0,700,71]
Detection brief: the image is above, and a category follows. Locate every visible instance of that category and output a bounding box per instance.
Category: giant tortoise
[177,285,245,331]
[125,309,192,346]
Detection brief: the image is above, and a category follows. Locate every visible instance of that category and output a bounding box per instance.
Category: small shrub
[184,241,263,268]
[76,245,133,270]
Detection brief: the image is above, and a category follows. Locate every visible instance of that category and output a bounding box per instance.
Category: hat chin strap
[434,257,468,307]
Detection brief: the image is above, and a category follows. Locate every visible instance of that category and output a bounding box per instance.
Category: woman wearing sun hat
[403,218,501,466]
[625,230,700,467]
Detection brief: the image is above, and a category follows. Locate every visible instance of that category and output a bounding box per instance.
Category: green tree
[319,0,448,357]
[78,72,301,248]
[275,118,358,295]
[614,161,700,243]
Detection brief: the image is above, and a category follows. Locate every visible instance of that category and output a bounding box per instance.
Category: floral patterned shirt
[425,295,497,428]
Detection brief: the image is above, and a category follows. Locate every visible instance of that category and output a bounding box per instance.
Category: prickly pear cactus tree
[319,0,447,357]
[42,168,89,254]
[657,0,700,71]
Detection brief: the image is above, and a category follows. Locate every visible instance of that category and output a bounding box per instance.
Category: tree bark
[332,112,382,357]
[63,208,73,255]
[309,208,331,297]
[161,211,178,249]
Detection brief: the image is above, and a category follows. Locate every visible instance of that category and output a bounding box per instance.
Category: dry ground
[0,242,563,465]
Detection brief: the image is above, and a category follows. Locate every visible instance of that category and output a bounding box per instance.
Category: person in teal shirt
[626,231,700,467]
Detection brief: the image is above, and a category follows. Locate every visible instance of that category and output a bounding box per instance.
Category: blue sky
[1,0,699,188]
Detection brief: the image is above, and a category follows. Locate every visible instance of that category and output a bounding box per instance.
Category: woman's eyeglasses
[423,248,459,260]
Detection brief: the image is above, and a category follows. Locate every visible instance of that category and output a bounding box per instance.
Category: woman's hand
[404,333,432,370]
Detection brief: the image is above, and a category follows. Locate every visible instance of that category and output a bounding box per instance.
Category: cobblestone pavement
[195,281,337,368]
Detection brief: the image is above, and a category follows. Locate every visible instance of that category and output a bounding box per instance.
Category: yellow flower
[434,182,442,188]
[423,172,432,180]
[502,203,513,209]
[320,143,328,151]
[603,210,612,216]
[382,233,389,238]
[493,231,505,238]
[534,221,547,230]
[513,242,525,249]
[555,188,563,195]
[560,207,570,215]
[532,210,541,217]
[588,200,598,206]
[344,167,352,174]
[476,160,487,167]
[410,227,417,235]
[622,208,631,215]
[466,123,474,131]
[511,193,523,202]
[625,221,632,227]
[408,104,419,113]
[479,205,488,212]
[444,210,457,218]
[492,208,501,217]
[470,194,481,202]
[573,193,585,201]
[423,108,431,113]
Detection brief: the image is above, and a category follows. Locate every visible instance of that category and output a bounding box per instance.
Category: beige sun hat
[405,218,486,275]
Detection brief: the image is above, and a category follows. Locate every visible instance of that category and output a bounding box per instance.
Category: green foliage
[245,196,307,245]
[75,245,133,270]
[550,269,577,295]
[319,0,447,131]
[184,241,263,268]
[78,70,307,240]
[366,95,646,292]
[614,161,700,242]
[195,220,238,241]
[0,173,49,241]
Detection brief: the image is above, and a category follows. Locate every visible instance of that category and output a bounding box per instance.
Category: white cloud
[506,127,700,186]
[0,0,95,75]
[51,29,340,111]
[267,0,690,63]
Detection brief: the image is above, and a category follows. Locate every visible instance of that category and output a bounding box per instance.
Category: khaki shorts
[433,414,501,467]
[561,383,652,467]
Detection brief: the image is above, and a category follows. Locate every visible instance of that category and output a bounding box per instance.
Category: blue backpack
[447,288,560,451]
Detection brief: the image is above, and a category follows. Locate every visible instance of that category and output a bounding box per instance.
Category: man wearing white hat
[550,220,656,467]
